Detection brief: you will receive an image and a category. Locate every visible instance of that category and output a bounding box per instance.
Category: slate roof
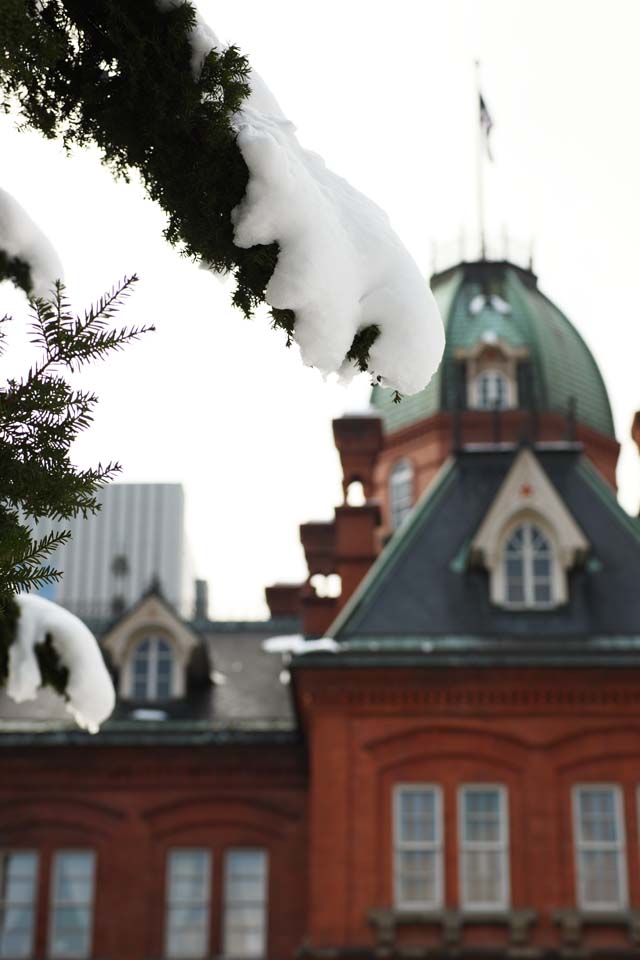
[372,260,615,438]
[318,445,640,666]
[0,617,300,745]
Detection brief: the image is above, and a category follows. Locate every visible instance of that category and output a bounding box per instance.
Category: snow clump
[263,634,339,655]
[0,188,63,298]
[6,595,115,733]
[157,2,445,396]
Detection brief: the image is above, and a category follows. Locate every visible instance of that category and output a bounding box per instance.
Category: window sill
[553,908,640,947]
[369,907,537,948]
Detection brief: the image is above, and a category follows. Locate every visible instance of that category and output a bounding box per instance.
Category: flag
[479,91,494,161]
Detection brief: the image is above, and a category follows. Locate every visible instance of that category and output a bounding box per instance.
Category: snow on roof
[262,634,339,655]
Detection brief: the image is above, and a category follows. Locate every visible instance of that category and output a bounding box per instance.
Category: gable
[330,447,640,644]
[101,591,200,666]
[470,447,589,569]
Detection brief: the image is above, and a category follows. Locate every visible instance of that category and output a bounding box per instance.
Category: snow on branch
[7,595,115,733]
[159,2,445,396]
[0,188,62,298]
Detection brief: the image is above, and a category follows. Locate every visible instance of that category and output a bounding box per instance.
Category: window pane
[533,582,552,603]
[580,851,621,905]
[533,557,551,577]
[506,581,524,603]
[461,788,507,908]
[396,850,437,904]
[50,853,94,959]
[575,787,625,908]
[463,850,502,905]
[0,853,37,960]
[54,854,94,904]
[50,927,89,960]
[0,853,36,902]
[224,850,267,959]
[464,790,500,843]
[225,928,265,959]
[531,528,550,552]
[0,927,32,960]
[166,851,209,959]
[506,526,524,550]
[389,461,413,530]
[399,790,436,844]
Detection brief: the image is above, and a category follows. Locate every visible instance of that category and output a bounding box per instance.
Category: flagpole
[475,60,486,260]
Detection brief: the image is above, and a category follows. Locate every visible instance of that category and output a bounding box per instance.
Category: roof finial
[475,60,493,260]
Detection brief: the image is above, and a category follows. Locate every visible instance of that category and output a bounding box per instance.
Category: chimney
[194,579,209,621]
[265,583,302,619]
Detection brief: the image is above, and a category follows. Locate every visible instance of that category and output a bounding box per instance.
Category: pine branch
[0,276,151,605]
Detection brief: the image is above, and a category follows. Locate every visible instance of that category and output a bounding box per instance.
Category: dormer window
[454,339,527,412]
[132,636,174,700]
[469,448,589,611]
[389,460,414,530]
[475,370,510,410]
[503,522,554,607]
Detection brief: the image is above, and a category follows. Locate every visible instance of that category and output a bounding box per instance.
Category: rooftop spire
[475,60,494,260]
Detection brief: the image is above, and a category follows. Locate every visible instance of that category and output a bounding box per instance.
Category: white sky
[2,0,639,619]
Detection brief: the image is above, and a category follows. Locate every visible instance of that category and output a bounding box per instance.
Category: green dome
[372,260,615,438]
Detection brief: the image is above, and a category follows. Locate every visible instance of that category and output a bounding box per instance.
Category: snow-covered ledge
[6,595,115,733]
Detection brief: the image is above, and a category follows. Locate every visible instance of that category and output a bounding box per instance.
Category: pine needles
[0,276,153,600]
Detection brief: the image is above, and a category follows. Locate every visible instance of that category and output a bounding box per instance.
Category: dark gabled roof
[0,616,301,744]
[329,446,640,650]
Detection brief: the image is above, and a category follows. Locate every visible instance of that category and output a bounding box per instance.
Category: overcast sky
[2,0,639,618]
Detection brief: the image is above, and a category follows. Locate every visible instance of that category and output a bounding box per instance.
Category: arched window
[474,370,510,410]
[131,636,174,700]
[389,460,414,530]
[502,522,554,607]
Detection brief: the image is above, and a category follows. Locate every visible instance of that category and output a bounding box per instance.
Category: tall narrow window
[503,523,555,608]
[389,460,414,531]
[0,852,38,959]
[223,850,268,959]
[474,370,510,410]
[460,786,509,910]
[131,636,174,700]
[165,850,210,959]
[393,785,443,909]
[49,851,95,959]
[574,786,627,910]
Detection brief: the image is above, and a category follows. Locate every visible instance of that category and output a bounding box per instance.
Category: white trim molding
[458,784,510,912]
[572,784,628,911]
[470,448,589,608]
[454,338,528,411]
[102,592,201,700]
[393,784,444,910]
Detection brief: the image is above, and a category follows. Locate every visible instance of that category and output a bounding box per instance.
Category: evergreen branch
[0,274,149,608]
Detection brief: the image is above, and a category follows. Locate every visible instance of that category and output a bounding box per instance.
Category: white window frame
[389,460,414,531]
[573,785,627,911]
[459,784,510,912]
[48,850,96,960]
[498,520,559,610]
[472,369,513,411]
[128,634,176,701]
[164,848,211,960]
[0,850,39,960]
[393,784,443,910]
[223,848,268,959]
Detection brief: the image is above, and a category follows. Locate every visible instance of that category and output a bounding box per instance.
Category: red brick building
[2,257,640,960]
